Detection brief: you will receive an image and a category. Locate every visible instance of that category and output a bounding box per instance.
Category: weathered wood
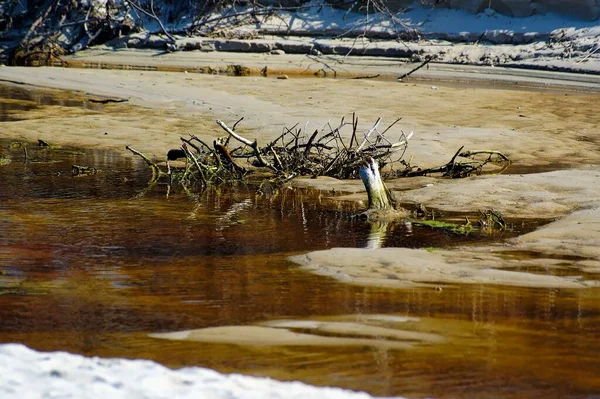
[216,119,277,172]
[359,157,395,210]
[214,141,247,174]
[403,146,510,178]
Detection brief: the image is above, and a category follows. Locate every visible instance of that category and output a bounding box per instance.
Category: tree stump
[358,157,406,221]
[359,157,395,210]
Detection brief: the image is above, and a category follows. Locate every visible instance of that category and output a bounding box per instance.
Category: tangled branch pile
[127,115,413,188]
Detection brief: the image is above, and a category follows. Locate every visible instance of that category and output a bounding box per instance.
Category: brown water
[1,87,599,399]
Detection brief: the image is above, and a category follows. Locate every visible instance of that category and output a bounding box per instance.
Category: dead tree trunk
[359,157,395,210]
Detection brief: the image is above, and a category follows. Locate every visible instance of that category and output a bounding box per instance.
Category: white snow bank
[0,343,402,399]
[395,5,599,34]
[249,1,599,38]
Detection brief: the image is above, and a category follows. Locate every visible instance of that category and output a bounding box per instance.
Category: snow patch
[0,344,401,399]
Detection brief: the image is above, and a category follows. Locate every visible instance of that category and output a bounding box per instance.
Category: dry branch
[127,114,510,202]
[216,119,277,172]
[125,0,176,43]
[128,115,414,189]
[459,149,511,163]
[400,146,511,178]
[214,141,247,175]
[398,58,431,81]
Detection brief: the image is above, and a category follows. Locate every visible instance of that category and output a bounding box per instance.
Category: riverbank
[1,60,599,289]
[59,46,600,86]
[4,0,600,74]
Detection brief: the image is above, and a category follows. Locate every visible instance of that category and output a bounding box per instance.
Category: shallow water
[0,84,103,122]
[1,87,599,399]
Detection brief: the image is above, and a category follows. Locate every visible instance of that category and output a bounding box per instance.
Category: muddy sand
[0,55,599,290]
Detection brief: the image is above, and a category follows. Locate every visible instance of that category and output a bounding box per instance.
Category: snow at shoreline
[397,5,599,34]
[119,0,600,70]
[110,0,600,44]
[0,343,400,399]
[264,1,600,37]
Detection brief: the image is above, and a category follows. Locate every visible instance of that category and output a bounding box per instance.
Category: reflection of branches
[216,199,252,232]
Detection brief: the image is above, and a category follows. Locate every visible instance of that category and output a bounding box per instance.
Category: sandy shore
[61,47,600,87]
[1,55,599,290]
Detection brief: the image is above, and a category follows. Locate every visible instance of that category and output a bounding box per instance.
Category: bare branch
[125,0,176,43]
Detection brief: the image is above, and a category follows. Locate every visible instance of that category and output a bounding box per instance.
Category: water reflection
[0,84,103,123]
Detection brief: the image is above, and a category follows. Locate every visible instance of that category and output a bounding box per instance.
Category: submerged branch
[126,145,163,179]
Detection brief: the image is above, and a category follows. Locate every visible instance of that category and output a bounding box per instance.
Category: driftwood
[126,114,512,195]
[125,115,512,234]
[357,156,411,222]
[216,119,277,172]
[397,58,431,81]
[126,115,414,190]
[397,146,511,178]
